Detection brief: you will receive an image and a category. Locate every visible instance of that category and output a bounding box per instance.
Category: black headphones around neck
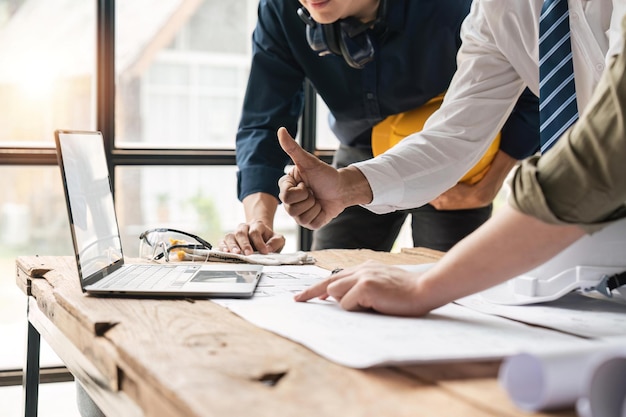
[297,0,386,69]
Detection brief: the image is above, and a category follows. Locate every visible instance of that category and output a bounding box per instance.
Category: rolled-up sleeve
[510,27,626,233]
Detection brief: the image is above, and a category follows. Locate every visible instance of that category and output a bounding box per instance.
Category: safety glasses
[139,228,212,262]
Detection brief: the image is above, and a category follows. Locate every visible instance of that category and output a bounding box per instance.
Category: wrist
[412,269,457,315]
[242,192,278,225]
[337,166,373,206]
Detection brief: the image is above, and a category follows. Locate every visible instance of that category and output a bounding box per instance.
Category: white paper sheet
[212,265,332,308]
[215,263,626,413]
[457,292,626,338]
[227,294,597,368]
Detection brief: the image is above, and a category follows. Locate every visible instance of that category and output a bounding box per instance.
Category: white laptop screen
[56,131,123,282]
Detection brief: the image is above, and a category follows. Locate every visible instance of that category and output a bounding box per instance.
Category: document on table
[215,264,616,368]
[227,294,597,368]
[457,292,626,338]
[212,265,332,308]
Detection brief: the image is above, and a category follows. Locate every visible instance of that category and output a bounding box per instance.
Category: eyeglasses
[139,228,212,262]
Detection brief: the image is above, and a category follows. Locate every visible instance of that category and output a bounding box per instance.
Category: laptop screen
[56,131,124,283]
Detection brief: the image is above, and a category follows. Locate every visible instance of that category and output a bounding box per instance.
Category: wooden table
[16,249,576,417]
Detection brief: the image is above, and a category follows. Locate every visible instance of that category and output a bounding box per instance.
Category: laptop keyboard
[99,264,192,290]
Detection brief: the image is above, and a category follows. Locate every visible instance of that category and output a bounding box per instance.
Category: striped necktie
[538,0,578,153]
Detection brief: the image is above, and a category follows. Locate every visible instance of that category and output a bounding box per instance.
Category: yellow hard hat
[371,94,500,185]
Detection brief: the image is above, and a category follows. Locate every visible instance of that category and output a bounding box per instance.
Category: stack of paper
[217,264,626,415]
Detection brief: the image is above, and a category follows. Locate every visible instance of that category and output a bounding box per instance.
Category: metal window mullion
[298,80,317,251]
[96,0,116,189]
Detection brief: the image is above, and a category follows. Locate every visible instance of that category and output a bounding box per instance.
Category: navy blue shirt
[236,0,540,201]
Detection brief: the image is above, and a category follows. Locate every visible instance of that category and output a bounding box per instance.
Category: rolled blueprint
[576,347,626,417]
[498,342,626,413]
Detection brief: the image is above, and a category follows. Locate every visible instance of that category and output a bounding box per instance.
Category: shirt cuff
[352,159,405,214]
[237,166,284,201]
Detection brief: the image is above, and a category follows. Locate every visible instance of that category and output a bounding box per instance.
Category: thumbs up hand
[277,127,372,230]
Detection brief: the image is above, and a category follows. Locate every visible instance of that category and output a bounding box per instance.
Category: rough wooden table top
[16,250,576,417]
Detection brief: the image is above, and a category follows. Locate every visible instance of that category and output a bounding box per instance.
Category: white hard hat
[480,217,626,305]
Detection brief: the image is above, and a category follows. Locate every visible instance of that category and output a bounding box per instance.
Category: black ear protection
[297,1,385,69]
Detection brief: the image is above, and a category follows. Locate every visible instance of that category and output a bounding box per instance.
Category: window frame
[0,0,333,247]
[0,0,334,385]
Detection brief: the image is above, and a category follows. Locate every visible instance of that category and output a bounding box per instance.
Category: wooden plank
[18,257,125,390]
[15,263,31,295]
[398,363,576,417]
[311,248,436,270]
[401,246,445,261]
[28,298,141,416]
[16,255,64,296]
[29,278,121,390]
[16,253,578,416]
[14,252,495,416]
[102,298,498,417]
[16,255,57,277]
[22,257,127,337]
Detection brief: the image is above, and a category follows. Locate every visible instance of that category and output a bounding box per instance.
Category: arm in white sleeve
[354,0,533,214]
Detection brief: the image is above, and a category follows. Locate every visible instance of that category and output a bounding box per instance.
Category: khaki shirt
[509,17,626,234]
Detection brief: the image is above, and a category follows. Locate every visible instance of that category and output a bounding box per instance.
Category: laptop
[54,130,262,297]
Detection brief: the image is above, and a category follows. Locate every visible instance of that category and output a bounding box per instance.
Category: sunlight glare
[14,56,57,101]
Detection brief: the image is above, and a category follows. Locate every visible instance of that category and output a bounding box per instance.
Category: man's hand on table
[294,261,432,317]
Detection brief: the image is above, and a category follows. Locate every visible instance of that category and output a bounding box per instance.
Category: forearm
[354,71,525,213]
[415,205,586,313]
[430,150,518,210]
[476,150,517,202]
[243,192,279,226]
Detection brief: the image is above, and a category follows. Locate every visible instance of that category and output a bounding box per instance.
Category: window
[111,0,300,256]
[0,0,96,375]
[116,166,298,259]
[0,0,95,145]
[0,0,302,394]
[115,1,253,148]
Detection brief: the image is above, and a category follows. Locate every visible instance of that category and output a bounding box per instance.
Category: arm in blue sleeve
[236,0,306,202]
[499,87,540,159]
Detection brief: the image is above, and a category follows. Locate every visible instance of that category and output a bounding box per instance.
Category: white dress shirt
[354,0,625,214]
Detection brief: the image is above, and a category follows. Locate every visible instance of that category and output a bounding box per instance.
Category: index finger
[278,172,298,189]
[294,277,333,302]
[279,179,311,206]
[248,231,270,255]
[295,266,353,302]
[233,225,255,255]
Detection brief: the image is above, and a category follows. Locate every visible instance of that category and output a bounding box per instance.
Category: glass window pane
[115,166,299,258]
[316,95,339,150]
[0,166,74,369]
[0,0,95,145]
[115,1,257,149]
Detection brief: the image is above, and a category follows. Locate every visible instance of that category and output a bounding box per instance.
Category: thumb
[278,127,321,171]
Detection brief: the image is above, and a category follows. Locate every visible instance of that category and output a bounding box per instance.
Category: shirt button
[570,12,578,20]
[366,92,375,100]
[596,63,605,72]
